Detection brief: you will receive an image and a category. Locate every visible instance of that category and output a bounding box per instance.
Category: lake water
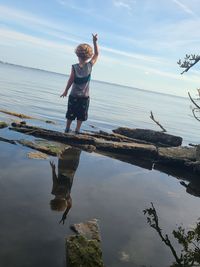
[0,62,200,267]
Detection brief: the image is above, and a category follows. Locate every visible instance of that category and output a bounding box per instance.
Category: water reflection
[49,147,81,224]
[180,180,200,198]
[102,153,200,201]
[144,203,200,267]
[154,163,200,198]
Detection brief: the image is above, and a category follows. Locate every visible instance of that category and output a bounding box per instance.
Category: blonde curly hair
[50,199,67,211]
[75,43,93,60]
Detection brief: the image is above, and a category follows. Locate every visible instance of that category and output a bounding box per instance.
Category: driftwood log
[113,127,182,147]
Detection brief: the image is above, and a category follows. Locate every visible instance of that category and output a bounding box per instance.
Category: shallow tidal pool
[0,140,200,267]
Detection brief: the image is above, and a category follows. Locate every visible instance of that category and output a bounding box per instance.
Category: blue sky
[0,0,200,96]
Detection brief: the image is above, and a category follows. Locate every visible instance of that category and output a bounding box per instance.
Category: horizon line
[0,60,185,99]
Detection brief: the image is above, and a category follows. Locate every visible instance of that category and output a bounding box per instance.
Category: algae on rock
[66,235,104,267]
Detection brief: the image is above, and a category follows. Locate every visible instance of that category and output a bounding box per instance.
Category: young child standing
[60,34,99,134]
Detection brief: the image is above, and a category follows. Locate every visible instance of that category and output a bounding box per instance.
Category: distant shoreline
[0,60,186,99]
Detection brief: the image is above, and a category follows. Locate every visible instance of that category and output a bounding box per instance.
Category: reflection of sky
[1,142,200,267]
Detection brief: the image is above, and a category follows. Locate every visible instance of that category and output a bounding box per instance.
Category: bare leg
[75,120,82,133]
[66,119,72,131]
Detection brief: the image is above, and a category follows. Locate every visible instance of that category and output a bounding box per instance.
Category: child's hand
[50,161,56,170]
[59,214,67,225]
[92,33,98,42]
[60,91,67,98]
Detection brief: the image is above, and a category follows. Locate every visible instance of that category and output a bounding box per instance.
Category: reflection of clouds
[2,142,200,267]
[167,191,180,198]
[119,250,130,262]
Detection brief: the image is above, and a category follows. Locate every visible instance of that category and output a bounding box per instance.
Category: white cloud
[56,0,93,13]
[100,52,200,84]
[101,46,163,64]
[0,4,84,40]
[0,5,58,30]
[113,0,135,10]
[0,28,73,52]
[172,0,196,16]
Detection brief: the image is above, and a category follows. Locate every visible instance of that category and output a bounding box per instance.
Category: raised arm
[59,196,72,224]
[60,66,75,98]
[50,161,58,183]
[90,34,99,66]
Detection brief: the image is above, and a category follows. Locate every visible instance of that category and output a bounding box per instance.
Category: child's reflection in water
[50,147,81,224]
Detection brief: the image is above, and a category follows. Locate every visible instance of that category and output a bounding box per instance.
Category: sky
[0,0,200,96]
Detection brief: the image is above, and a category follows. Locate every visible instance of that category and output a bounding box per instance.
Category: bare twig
[192,108,200,122]
[188,92,200,109]
[150,111,166,132]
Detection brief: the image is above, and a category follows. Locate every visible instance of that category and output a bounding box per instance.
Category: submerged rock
[66,235,104,267]
[66,219,104,267]
[0,110,34,119]
[27,151,49,159]
[0,109,55,124]
[70,219,101,242]
[0,136,16,144]
[18,139,66,156]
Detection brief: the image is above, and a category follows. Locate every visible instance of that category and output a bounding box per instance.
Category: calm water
[0,63,200,267]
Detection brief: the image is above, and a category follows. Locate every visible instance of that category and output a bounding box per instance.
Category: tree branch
[192,108,200,122]
[188,92,200,109]
[144,203,182,265]
[177,54,200,74]
[150,111,167,132]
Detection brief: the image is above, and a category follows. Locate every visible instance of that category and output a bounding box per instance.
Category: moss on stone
[66,235,104,267]
[18,139,64,156]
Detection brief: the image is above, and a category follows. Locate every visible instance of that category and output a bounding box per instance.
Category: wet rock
[158,146,196,161]
[66,219,104,267]
[113,127,182,147]
[0,136,16,144]
[66,235,104,267]
[18,139,66,156]
[157,146,196,171]
[0,121,8,129]
[196,145,200,161]
[11,122,200,175]
[73,144,96,152]
[27,151,49,159]
[70,219,101,242]
[95,139,158,159]
[45,120,56,124]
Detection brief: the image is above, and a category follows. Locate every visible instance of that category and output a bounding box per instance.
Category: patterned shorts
[66,95,90,121]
